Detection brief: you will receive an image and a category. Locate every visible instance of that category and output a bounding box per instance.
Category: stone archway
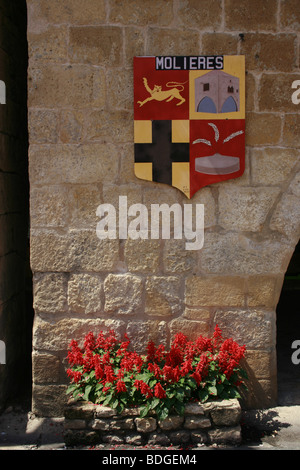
[276,240,300,405]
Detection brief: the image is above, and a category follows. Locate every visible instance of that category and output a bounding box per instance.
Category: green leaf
[198,389,209,402]
[208,385,217,396]
[156,406,169,421]
[176,388,185,401]
[110,397,120,409]
[140,403,151,418]
[150,398,160,409]
[83,384,93,401]
[66,384,77,395]
[174,401,185,416]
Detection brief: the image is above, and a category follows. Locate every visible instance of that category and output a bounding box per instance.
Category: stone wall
[27,0,300,417]
[64,398,242,448]
[0,0,31,409]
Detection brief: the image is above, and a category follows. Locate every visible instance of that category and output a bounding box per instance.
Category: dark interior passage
[276,240,300,405]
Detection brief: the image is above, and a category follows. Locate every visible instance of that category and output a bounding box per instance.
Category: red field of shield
[134,57,189,121]
[189,119,245,198]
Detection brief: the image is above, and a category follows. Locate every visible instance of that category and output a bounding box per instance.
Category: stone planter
[64,398,242,447]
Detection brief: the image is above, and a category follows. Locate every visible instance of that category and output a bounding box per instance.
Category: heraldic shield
[134,55,245,199]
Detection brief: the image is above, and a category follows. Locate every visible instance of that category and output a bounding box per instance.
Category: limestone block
[135,417,157,433]
[85,109,133,144]
[184,402,205,415]
[169,318,210,342]
[126,320,167,354]
[69,230,119,272]
[259,73,300,112]
[283,114,300,148]
[185,276,246,307]
[29,143,119,185]
[183,307,211,322]
[289,172,300,197]
[102,184,143,209]
[28,26,68,63]
[202,33,238,56]
[28,64,106,108]
[163,239,198,274]
[247,275,280,308]
[218,186,280,232]
[201,232,292,275]
[109,418,135,431]
[270,193,300,239]
[147,27,200,56]
[33,273,67,313]
[32,384,66,417]
[145,276,182,317]
[28,109,58,144]
[124,27,145,62]
[27,0,107,29]
[168,430,190,445]
[189,186,216,228]
[59,110,84,144]
[207,426,241,445]
[124,434,143,445]
[68,185,101,228]
[65,401,95,420]
[30,230,71,272]
[214,309,273,349]
[104,273,143,315]
[32,352,60,383]
[30,185,68,228]
[109,0,173,26]
[251,148,299,185]
[124,239,161,273]
[32,317,126,351]
[246,113,282,146]
[184,416,211,429]
[177,0,222,29]
[69,26,123,66]
[148,432,170,446]
[207,401,241,426]
[158,415,184,431]
[240,33,296,71]
[280,0,300,30]
[245,350,276,379]
[107,68,133,112]
[67,274,102,314]
[94,406,117,418]
[224,0,277,31]
[119,143,139,184]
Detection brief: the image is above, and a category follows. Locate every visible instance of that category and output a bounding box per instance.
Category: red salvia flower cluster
[66,325,247,419]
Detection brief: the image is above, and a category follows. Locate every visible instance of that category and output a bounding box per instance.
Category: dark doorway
[276,240,300,405]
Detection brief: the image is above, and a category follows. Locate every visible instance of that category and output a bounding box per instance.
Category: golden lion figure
[137,77,186,107]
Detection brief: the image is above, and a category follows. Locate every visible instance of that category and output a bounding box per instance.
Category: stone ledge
[64,398,242,447]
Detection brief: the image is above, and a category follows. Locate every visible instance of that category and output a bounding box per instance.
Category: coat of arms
[134,55,245,199]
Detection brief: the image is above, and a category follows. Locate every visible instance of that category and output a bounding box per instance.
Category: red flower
[67,340,84,366]
[116,380,127,393]
[67,369,82,384]
[84,331,96,351]
[154,383,166,399]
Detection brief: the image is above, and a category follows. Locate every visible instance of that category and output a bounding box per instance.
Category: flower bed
[65,325,247,446]
[64,398,242,447]
[66,325,247,421]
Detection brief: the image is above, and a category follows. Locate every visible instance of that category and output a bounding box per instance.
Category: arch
[221,96,237,113]
[276,240,300,405]
[197,96,217,113]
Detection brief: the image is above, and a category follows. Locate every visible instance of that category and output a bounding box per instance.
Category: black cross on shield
[134,120,189,186]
